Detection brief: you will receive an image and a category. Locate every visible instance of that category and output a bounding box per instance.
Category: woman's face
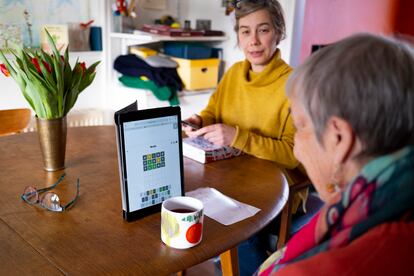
[290,95,336,202]
[238,9,279,72]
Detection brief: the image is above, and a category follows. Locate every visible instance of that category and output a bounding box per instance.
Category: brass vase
[36,116,67,171]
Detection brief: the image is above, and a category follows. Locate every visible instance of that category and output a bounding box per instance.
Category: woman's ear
[324,116,356,165]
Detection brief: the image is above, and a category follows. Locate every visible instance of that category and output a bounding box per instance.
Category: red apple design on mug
[186,222,202,243]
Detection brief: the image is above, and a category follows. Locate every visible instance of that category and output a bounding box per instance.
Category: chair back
[0,108,31,137]
[277,167,312,249]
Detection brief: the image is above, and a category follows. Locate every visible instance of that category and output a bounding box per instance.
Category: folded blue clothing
[114,54,183,91]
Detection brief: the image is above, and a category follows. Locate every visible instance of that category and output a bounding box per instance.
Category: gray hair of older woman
[234,0,286,45]
[287,33,414,158]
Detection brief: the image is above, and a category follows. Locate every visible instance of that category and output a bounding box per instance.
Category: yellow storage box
[172,57,220,90]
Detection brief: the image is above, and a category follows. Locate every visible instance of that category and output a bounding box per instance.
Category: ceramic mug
[161,196,204,249]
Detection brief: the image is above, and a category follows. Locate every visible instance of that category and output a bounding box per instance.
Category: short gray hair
[287,33,414,158]
[234,0,286,45]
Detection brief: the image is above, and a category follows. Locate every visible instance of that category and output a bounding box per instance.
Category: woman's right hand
[182,114,202,136]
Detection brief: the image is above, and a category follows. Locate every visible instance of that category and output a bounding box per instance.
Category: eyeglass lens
[40,192,63,212]
[23,186,39,204]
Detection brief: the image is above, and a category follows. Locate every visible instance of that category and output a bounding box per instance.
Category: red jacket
[277,221,414,275]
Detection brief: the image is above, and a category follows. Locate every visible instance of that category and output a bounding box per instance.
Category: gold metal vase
[36,116,67,171]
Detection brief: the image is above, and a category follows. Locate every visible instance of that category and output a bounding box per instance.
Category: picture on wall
[0,0,90,48]
[0,24,23,49]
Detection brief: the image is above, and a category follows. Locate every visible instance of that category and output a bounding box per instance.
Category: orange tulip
[0,63,10,77]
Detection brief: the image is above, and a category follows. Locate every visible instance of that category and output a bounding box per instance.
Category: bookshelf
[107,29,226,117]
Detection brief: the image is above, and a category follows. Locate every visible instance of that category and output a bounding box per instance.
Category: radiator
[24,109,114,132]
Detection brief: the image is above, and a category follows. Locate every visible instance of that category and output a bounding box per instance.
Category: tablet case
[114,101,138,220]
[114,102,184,221]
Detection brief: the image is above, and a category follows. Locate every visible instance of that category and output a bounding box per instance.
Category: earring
[326,183,339,194]
[327,163,341,193]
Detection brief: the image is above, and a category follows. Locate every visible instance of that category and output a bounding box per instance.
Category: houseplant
[0,30,100,171]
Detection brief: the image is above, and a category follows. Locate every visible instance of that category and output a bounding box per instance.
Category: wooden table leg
[220,247,239,276]
[177,270,186,276]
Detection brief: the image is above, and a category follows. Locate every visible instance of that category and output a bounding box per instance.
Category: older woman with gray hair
[256,33,414,275]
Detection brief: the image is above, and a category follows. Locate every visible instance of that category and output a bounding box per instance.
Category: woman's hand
[187,123,236,147]
[182,114,202,136]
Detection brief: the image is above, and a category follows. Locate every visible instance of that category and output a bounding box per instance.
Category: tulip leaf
[0,29,99,119]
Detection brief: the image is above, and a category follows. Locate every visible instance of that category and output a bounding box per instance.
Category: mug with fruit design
[161,196,204,249]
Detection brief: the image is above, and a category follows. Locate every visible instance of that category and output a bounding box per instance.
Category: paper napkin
[186,187,261,225]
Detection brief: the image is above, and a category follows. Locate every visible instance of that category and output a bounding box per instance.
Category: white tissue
[186,187,261,225]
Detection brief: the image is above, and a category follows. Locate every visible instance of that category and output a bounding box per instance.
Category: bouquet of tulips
[0,30,100,119]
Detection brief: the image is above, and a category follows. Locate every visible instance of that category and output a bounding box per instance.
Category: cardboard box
[172,57,220,90]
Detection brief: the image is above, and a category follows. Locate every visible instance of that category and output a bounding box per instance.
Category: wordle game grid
[143,151,165,171]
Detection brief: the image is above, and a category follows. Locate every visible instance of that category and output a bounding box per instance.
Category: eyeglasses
[21,173,80,212]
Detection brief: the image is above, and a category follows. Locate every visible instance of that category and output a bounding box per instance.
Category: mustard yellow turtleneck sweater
[200,50,298,169]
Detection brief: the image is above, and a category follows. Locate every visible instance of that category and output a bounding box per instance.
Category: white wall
[0,0,298,112]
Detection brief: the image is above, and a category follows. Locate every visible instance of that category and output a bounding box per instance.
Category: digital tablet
[115,103,184,221]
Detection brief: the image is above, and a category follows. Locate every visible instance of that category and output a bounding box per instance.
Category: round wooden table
[0,126,288,275]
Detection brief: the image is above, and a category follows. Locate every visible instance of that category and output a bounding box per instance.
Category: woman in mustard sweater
[183,0,297,169]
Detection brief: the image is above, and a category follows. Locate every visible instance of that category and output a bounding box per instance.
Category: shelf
[108,27,220,115]
[179,89,214,97]
[110,31,227,46]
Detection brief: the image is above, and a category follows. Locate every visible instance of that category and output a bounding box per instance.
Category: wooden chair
[0,108,31,137]
[220,248,239,275]
[277,168,313,249]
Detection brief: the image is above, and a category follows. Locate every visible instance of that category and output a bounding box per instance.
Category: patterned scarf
[257,146,414,275]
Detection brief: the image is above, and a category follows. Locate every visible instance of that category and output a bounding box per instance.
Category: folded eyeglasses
[21,173,80,212]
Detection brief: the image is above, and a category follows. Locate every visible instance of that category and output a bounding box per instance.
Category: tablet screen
[122,114,182,213]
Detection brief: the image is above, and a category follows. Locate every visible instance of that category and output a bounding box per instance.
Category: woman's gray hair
[287,33,414,158]
[234,0,286,45]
